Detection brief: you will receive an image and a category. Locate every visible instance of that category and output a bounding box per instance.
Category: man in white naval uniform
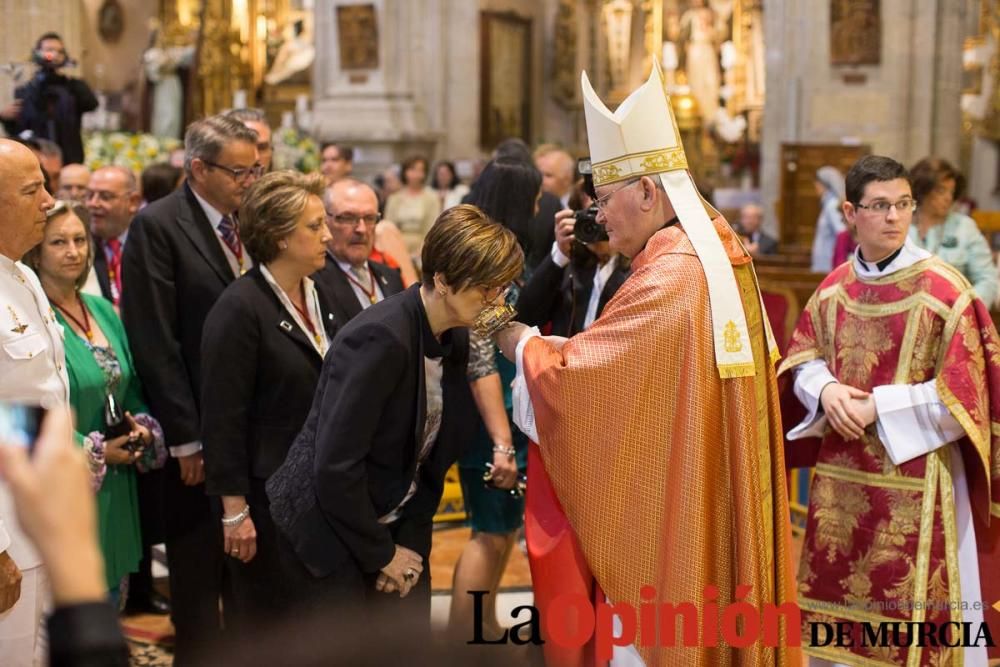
[0,138,66,666]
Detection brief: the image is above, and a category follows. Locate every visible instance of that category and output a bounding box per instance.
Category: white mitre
[582,60,768,378]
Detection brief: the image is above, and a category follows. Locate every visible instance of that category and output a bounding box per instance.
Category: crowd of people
[1,30,1000,667]
[0,76,636,663]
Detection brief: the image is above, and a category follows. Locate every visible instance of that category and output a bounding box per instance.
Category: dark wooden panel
[779,143,869,249]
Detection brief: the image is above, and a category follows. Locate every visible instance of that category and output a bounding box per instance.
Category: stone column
[312,0,448,177]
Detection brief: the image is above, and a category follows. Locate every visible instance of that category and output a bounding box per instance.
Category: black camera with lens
[574,205,606,243]
[573,158,608,244]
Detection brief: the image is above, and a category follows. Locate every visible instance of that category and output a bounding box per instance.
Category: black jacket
[2,70,98,164]
[120,182,238,448]
[91,236,114,302]
[525,192,562,273]
[267,285,476,577]
[516,253,629,337]
[311,253,404,334]
[200,266,338,496]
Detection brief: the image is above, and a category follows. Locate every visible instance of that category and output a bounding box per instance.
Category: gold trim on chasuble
[735,263,776,591]
[937,450,965,667]
[906,454,940,667]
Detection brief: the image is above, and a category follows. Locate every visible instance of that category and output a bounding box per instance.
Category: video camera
[573,158,608,244]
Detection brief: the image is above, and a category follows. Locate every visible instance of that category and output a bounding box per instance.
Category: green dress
[55,293,144,592]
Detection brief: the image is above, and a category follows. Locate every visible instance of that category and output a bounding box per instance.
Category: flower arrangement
[84,132,182,174]
[271,127,320,173]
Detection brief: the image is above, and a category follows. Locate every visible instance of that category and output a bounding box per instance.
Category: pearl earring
[280,242,288,250]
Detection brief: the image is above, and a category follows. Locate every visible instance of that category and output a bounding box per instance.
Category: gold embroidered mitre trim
[583,60,692,187]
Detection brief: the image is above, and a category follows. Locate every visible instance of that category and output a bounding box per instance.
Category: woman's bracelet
[492,445,516,460]
[221,504,250,528]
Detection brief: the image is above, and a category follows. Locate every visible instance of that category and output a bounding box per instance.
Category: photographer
[516,159,629,336]
[1,33,97,166]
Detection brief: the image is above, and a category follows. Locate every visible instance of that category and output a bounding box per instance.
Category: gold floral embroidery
[787,326,816,356]
[982,325,1000,368]
[887,491,922,537]
[866,642,903,664]
[842,489,922,609]
[835,314,894,387]
[895,272,932,295]
[883,557,917,602]
[797,553,815,595]
[909,308,942,381]
[926,564,950,607]
[927,647,953,667]
[961,315,986,379]
[812,476,871,563]
[854,288,885,306]
[859,431,896,475]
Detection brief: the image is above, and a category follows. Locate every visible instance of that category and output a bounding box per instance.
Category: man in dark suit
[736,203,778,257]
[312,179,404,330]
[517,208,629,337]
[120,114,261,664]
[85,166,140,305]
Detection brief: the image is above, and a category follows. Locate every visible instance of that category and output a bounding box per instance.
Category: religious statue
[680,0,721,117]
[143,21,195,139]
[265,14,316,86]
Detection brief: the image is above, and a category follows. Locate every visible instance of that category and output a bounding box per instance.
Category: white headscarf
[815,165,846,201]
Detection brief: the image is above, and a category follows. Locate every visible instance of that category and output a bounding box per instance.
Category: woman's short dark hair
[845,155,910,205]
[400,155,429,183]
[421,205,523,291]
[239,170,326,264]
[431,161,458,190]
[466,157,541,251]
[910,157,964,203]
[141,163,182,204]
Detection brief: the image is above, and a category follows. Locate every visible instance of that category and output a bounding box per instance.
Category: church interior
[3,0,1000,664]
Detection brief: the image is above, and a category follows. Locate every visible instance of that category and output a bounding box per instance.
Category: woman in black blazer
[200,171,333,628]
[266,205,523,628]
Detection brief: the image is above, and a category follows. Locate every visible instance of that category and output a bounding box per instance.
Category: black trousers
[161,457,225,666]
[275,519,432,639]
[222,480,284,633]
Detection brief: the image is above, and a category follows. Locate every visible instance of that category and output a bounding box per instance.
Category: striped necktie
[217,214,244,268]
[105,238,123,304]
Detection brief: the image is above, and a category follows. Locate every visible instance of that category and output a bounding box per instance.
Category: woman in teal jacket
[909,157,999,306]
[24,202,165,604]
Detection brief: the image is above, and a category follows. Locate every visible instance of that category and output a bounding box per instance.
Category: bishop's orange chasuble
[522,219,800,666]
[778,257,1000,665]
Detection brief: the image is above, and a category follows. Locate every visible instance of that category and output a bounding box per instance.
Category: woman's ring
[404,569,415,582]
